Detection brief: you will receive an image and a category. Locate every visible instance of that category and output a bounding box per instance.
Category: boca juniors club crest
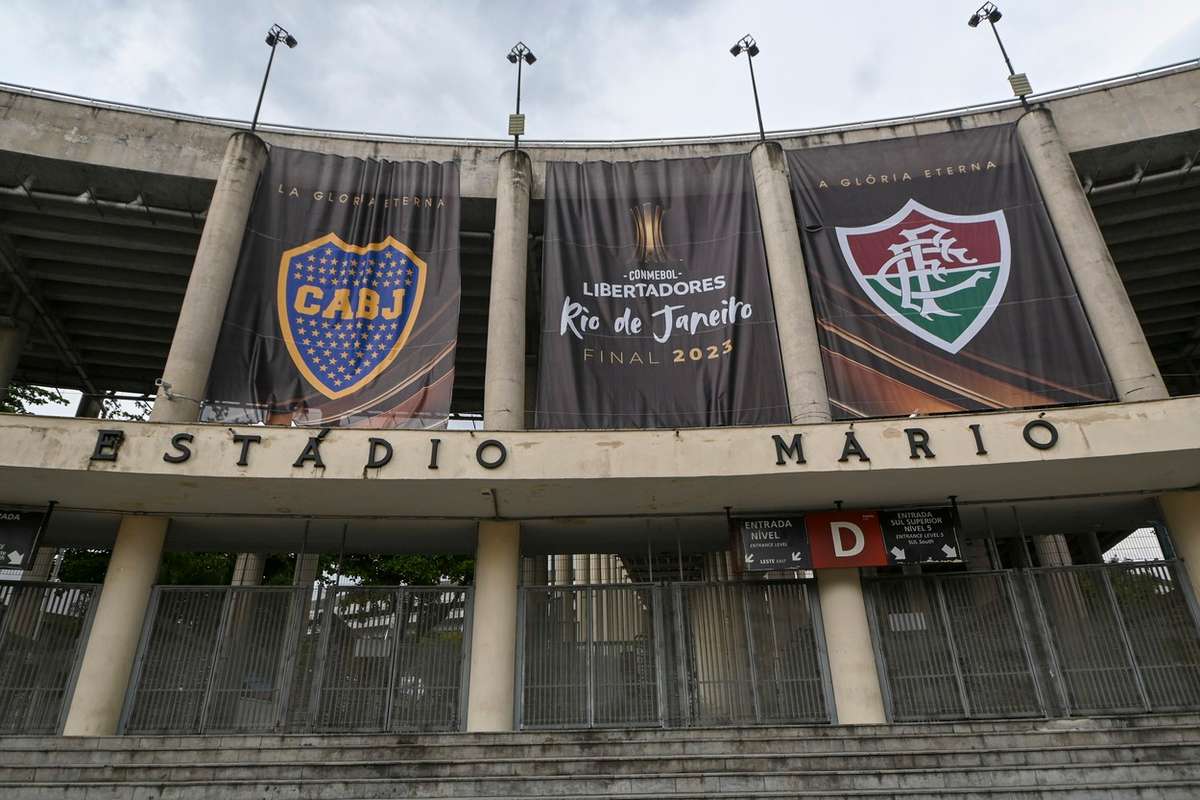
[278,233,426,399]
[835,199,1010,354]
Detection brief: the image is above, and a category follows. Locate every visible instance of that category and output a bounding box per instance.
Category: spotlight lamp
[966,3,1030,102]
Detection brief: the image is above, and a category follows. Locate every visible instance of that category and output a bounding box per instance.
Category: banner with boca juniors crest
[204,147,460,427]
[536,155,789,429]
[786,123,1114,419]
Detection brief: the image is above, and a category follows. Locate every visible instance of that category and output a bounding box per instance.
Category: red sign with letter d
[806,510,889,568]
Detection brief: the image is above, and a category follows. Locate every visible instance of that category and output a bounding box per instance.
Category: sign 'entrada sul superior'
[84,417,1062,472]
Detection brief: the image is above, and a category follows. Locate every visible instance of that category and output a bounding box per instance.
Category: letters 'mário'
[536,156,789,429]
[204,148,460,428]
[787,124,1114,419]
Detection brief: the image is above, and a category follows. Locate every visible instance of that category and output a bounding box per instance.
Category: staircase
[2,715,1199,798]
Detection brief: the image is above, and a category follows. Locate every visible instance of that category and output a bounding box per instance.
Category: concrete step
[5,725,1200,765]
[2,741,1198,783]
[5,762,1200,799]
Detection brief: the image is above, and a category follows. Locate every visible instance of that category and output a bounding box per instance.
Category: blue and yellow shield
[277,233,427,399]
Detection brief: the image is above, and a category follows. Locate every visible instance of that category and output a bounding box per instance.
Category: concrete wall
[1,63,1196,198]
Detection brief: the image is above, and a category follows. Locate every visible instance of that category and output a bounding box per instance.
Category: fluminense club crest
[278,233,426,399]
[835,199,1010,354]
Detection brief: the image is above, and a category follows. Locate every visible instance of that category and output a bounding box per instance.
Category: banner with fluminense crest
[204,148,460,428]
[786,124,1114,419]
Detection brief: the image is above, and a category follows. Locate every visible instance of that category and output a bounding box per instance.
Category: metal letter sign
[279,234,426,399]
[835,199,1010,354]
[739,517,807,572]
[0,508,47,570]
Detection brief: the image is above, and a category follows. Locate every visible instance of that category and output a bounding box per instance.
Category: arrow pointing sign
[738,517,809,572]
[880,508,962,565]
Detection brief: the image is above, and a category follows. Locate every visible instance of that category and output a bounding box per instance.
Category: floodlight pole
[251,42,278,132]
[746,48,765,143]
[514,55,524,150]
[986,15,1016,76]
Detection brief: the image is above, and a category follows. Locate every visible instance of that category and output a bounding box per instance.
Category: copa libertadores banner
[204,148,460,428]
[536,156,789,429]
[787,124,1114,419]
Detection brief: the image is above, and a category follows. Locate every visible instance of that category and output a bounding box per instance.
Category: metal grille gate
[0,581,99,734]
[518,580,831,729]
[122,584,470,734]
[1031,562,1200,715]
[865,571,1044,721]
[865,562,1200,721]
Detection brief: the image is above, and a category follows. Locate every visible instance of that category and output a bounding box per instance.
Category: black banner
[204,148,460,428]
[787,124,1113,419]
[536,156,789,429]
[0,508,46,570]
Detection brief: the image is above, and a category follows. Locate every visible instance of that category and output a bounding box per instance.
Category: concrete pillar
[750,142,831,424]
[1033,534,1073,567]
[231,553,266,586]
[466,520,520,731]
[64,132,268,737]
[1160,492,1200,601]
[293,552,321,586]
[483,149,532,431]
[0,315,29,395]
[817,568,887,724]
[20,547,56,581]
[1016,109,1167,402]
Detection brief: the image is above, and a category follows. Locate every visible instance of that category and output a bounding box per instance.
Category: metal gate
[122,584,470,734]
[1030,562,1200,715]
[518,580,830,729]
[0,581,99,734]
[864,571,1044,721]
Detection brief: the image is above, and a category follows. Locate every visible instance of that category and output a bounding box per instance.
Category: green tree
[0,383,68,414]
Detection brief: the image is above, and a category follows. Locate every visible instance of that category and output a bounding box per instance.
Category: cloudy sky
[4,1,1200,141]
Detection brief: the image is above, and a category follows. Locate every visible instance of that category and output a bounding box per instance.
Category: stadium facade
[0,58,1198,762]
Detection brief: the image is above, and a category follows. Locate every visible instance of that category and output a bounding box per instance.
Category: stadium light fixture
[507,42,536,150]
[251,23,299,132]
[966,3,1032,104]
[730,34,765,142]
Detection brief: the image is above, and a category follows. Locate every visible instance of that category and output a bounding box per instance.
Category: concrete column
[816,568,887,724]
[231,553,266,586]
[0,315,28,395]
[293,552,321,586]
[483,150,532,431]
[1160,492,1200,601]
[20,547,56,581]
[466,520,520,731]
[1033,534,1073,567]
[64,132,268,736]
[1016,109,1167,402]
[750,142,831,424]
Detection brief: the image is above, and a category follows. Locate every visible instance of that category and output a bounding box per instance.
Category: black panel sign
[879,507,961,564]
[738,517,808,572]
[0,509,46,570]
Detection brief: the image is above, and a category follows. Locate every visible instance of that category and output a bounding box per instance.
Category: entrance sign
[806,510,890,569]
[786,124,1114,419]
[880,507,961,563]
[204,148,461,428]
[738,517,807,572]
[536,156,789,429]
[0,508,47,570]
[739,506,963,570]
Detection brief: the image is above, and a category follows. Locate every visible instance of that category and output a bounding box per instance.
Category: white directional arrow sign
[744,553,755,564]
[890,546,907,561]
[941,544,958,559]
[791,551,803,562]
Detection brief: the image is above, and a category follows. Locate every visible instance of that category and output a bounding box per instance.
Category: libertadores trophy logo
[630,202,673,264]
[278,233,427,399]
[835,199,1010,354]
